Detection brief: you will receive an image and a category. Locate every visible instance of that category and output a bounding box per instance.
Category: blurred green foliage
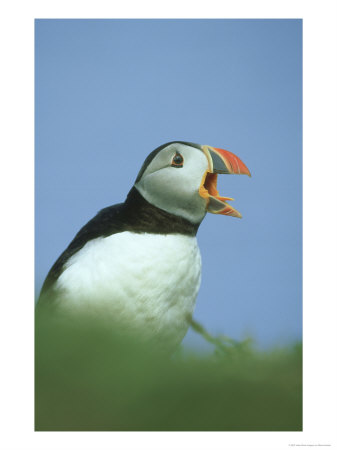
[35,311,302,431]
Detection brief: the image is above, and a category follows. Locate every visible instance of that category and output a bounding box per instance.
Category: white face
[135,143,209,223]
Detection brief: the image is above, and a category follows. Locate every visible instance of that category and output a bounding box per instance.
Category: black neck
[123,187,200,236]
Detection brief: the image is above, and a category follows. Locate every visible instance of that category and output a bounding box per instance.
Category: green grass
[35,312,302,431]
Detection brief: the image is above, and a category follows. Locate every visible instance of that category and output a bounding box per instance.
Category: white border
[1,1,336,449]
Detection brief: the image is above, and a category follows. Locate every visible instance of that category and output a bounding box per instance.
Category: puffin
[37,141,251,351]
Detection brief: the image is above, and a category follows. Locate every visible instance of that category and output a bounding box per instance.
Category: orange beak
[199,145,251,218]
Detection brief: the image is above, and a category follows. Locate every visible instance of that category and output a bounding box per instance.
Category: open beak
[199,145,251,218]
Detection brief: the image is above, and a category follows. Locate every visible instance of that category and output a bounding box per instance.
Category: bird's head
[134,141,251,224]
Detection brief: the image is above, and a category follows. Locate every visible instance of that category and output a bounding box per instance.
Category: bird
[37,141,251,351]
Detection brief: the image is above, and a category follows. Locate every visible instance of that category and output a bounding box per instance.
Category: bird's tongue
[202,172,242,218]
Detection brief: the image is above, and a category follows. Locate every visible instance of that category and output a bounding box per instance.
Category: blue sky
[35,19,302,350]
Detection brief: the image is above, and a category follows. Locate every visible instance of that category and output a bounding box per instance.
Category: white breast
[54,232,201,349]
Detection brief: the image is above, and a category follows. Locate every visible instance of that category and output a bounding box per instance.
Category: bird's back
[39,202,125,300]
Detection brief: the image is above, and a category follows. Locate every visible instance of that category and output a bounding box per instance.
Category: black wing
[39,202,125,299]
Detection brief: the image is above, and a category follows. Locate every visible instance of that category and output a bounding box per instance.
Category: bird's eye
[171,152,184,168]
